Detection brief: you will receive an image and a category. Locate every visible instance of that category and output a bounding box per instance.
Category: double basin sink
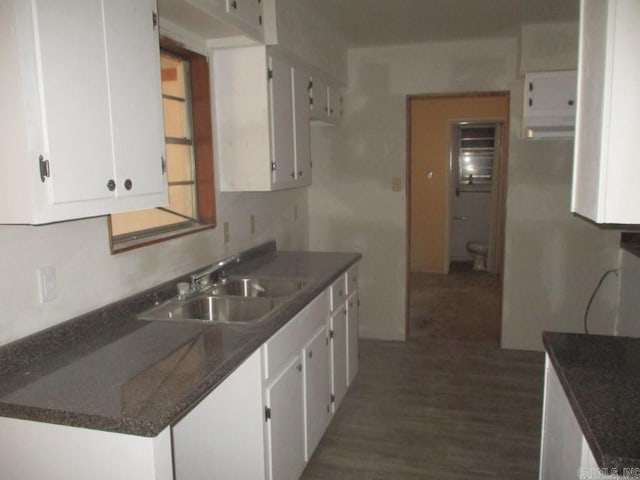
[138,276,308,325]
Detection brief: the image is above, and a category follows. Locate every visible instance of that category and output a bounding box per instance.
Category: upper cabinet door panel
[268,53,296,189]
[104,0,166,199]
[33,0,114,204]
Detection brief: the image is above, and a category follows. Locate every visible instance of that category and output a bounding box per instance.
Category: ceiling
[304,0,579,47]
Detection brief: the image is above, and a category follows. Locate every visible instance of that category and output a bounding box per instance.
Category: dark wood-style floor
[409,262,502,344]
[301,264,544,479]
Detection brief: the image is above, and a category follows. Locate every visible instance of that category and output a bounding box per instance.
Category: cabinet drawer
[346,264,358,294]
[298,290,330,341]
[263,316,303,380]
[330,276,347,312]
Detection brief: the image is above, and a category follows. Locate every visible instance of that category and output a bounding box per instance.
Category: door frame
[405,91,510,340]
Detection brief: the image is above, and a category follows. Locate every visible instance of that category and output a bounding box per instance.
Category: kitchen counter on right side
[543,332,640,473]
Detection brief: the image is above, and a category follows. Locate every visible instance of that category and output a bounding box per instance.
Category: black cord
[584,269,618,335]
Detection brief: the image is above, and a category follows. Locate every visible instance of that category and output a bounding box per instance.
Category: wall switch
[223,222,230,244]
[37,265,57,303]
[392,177,402,192]
[250,215,256,234]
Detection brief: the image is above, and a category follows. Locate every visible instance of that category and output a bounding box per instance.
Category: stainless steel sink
[209,276,308,298]
[138,295,278,324]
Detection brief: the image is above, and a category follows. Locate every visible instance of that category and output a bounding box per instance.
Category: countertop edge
[0,251,362,437]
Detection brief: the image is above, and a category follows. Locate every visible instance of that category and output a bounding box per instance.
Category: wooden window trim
[110,38,216,254]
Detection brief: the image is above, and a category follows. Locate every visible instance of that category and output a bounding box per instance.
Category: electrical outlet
[37,265,57,303]
[223,222,230,244]
[250,215,256,234]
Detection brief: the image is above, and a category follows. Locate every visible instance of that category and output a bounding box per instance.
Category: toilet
[466,241,488,271]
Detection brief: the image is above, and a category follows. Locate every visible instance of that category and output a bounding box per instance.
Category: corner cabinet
[0,0,168,225]
[213,46,311,191]
[571,0,640,224]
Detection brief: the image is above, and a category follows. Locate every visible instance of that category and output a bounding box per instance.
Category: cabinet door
[330,304,348,411]
[572,0,640,223]
[173,351,265,480]
[303,324,331,460]
[104,0,166,200]
[226,0,262,30]
[539,356,583,480]
[346,293,359,386]
[33,0,115,205]
[26,0,166,215]
[293,67,311,186]
[310,76,329,122]
[525,71,577,115]
[265,355,305,480]
[268,53,297,189]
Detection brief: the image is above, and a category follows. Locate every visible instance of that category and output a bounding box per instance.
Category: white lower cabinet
[539,355,610,479]
[0,418,173,480]
[303,324,332,460]
[264,355,306,480]
[330,304,348,412]
[346,292,359,386]
[172,350,265,480]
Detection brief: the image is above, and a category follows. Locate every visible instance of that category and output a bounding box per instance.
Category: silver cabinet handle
[453,216,467,221]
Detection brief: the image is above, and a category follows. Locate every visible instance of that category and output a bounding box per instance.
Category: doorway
[406,92,509,343]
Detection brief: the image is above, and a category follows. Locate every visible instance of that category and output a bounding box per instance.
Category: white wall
[0,23,311,347]
[615,249,640,337]
[308,24,621,348]
[0,189,308,346]
[309,37,518,341]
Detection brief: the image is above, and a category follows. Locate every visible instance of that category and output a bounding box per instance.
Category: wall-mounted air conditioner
[522,70,577,139]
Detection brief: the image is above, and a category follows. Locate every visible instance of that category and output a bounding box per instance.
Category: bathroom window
[456,123,496,191]
[109,40,216,253]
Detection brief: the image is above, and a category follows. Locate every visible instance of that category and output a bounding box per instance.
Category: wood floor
[301,338,545,479]
[409,262,502,344]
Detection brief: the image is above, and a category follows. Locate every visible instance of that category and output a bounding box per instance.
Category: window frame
[109,37,216,254]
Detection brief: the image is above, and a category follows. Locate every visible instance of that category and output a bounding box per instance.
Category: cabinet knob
[231,0,237,8]
[106,179,116,191]
[568,100,575,106]
[124,179,132,190]
[299,170,303,176]
[291,172,295,178]
[308,350,313,359]
[297,363,302,372]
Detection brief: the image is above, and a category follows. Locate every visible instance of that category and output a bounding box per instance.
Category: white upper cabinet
[225,0,263,32]
[213,45,311,191]
[157,0,265,45]
[1,0,167,224]
[571,0,640,223]
[310,75,343,126]
[522,70,576,139]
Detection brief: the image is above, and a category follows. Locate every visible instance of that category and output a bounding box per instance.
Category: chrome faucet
[189,255,239,294]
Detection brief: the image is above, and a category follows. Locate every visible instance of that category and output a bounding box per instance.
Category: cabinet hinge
[267,68,273,80]
[529,82,533,92]
[259,15,262,25]
[152,12,158,29]
[38,155,50,183]
[271,162,276,171]
[329,329,334,339]
[265,406,271,421]
[330,394,335,403]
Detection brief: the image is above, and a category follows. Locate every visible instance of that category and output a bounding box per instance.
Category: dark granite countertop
[543,332,640,471]
[0,249,360,437]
